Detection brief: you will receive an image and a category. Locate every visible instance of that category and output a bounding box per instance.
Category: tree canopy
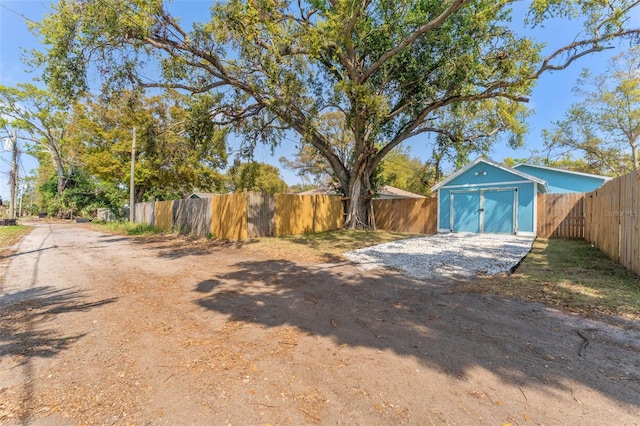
[0,83,76,198]
[32,0,640,227]
[227,161,289,194]
[542,47,640,176]
[70,91,229,202]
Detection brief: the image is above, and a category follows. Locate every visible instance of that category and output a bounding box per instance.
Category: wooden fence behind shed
[536,193,585,239]
[584,170,640,276]
[373,197,437,234]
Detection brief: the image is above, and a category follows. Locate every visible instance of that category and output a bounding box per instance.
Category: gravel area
[344,232,535,280]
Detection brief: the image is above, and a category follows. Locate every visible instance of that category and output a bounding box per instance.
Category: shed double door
[451,188,517,234]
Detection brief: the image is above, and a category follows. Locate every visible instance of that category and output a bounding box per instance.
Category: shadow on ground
[0,286,116,424]
[130,234,240,260]
[193,259,640,408]
[0,286,116,360]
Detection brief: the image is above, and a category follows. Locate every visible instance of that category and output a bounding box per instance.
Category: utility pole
[9,130,18,220]
[18,180,25,217]
[129,127,136,222]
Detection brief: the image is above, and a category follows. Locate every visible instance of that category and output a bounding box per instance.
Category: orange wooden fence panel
[154,200,174,231]
[274,194,343,236]
[211,193,247,240]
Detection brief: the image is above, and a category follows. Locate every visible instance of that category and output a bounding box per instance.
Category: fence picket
[536,193,584,239]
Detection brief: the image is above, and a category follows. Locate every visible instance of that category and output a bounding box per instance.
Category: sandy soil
[1,221,639,425]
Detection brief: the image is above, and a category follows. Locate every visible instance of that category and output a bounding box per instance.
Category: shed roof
[187,192,218,199]
[512,163,613,181]
[431,157,547,192]
[376,185,427,199]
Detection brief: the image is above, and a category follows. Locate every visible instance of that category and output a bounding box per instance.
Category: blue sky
[0,1,636,201]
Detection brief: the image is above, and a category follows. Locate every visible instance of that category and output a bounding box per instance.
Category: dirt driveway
[1,221,639,425]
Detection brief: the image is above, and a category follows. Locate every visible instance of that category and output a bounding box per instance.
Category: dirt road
[1,221,639,425]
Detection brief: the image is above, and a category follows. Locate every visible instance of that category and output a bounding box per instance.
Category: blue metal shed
[432,158,548,236]
[512,163,612,193]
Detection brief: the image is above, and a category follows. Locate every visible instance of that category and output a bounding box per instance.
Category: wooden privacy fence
[537,193,585,239]
[135,193,439,239]
[274,193,343,236]
[373,197,437,234]
[584,170,640,276]
[135,192,344,240]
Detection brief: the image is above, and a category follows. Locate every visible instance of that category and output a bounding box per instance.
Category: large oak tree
[32,0,640,228]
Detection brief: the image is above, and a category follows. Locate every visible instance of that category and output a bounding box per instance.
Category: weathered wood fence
[134,192,438,239]
[135,192,343,240]
[132,174,640,275]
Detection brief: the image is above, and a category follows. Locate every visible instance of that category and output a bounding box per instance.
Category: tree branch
[532,29,640,79]
[360,0,470,84]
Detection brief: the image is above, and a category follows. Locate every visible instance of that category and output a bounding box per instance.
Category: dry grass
[242,229,418,264]
[90,221,164,236]
[457,238,640,320]
[0,225,31,252]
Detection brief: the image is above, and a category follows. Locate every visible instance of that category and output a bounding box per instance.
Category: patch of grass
[0,225,32,249]
[243,229,418,263]
[458,238,640,320]
[91,221,164,236]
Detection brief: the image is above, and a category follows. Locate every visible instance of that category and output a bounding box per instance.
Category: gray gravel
[344,233,535,280]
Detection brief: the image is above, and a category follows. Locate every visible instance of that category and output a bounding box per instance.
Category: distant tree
[39,168,124,217]
[280,111,353,187]
[542,48,640,176]
[288,183,319,193]
[376,146,432,196]
[69,92,228,201]
[227,161,288,194]
[0,83,77,197]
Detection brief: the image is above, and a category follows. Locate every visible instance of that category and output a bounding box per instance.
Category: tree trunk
[50,149,66,197]
[343,165,376,230]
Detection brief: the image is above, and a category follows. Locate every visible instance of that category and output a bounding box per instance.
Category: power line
[0,2,37,24]
[0,153,13,167]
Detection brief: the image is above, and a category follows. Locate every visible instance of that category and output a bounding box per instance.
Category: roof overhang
[431,157,549,193]
[512,163,613,181]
